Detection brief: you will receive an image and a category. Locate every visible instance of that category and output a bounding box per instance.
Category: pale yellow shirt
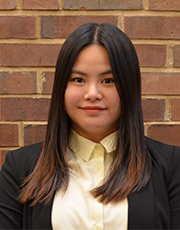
[52,130,128,230]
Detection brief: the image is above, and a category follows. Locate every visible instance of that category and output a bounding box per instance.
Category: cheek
[109,90,121,106]
[64,88,72,112]
[64,87,80,111]
[111,92,121,115]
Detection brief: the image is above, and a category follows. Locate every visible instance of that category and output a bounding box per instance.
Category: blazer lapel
[24,197,54,229]
[128,176,155,229]
[128,156,171,229]
[32,201,53,229]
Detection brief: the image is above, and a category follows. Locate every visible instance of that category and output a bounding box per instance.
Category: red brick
[1,98,50,121]
[63,0,98,9]
[41,16,118,38]
[0,0,16,9]
[64,0,142,10]
[142,99,166,121]
[0,44,1,64]
[147,125,180,146]
[171,99,180,121]
[100,0,142,10]
[0,16,36,39]
[149,0,180,11]
[135,44,166,67]
[0,124,18,147]
[42,72,54,94]
[173,46,180,68]
[125,17,180,39]
[1,44,61,67]
[24,124,47,146]
[0,98,1,120]
[22,0,59,10]
[0,72,37,94]
[141,73,180,95]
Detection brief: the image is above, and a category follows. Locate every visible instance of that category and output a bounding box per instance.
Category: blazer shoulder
[145,136,180,181]
[11,141,43,163]
[145,136,180,162]
[145,136,177,155]
[10,141,43,159]
[3,142,43,181]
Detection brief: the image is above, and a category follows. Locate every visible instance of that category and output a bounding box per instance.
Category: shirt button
[94,224,102,230]
[96,165,101,172]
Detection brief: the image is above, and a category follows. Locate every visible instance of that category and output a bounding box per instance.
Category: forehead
[73,45,111,69]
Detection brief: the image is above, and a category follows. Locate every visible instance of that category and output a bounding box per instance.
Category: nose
[84,84,102,101]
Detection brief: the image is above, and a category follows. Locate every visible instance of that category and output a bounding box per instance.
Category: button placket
[89,143,104,229]
[93,143,104,184]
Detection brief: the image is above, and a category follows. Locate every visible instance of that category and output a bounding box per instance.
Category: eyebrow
[100,70,112,76]
[71,70,87,76]
[71,69,112,76]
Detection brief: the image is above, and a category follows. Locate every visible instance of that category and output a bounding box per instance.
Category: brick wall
[1,0,180,168]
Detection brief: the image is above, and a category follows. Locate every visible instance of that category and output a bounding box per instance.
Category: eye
[72,78,85,83]
[102,78,114,84]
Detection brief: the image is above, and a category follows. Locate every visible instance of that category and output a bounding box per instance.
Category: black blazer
[0,137,180,229]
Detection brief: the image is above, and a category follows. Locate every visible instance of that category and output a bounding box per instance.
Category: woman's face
[65,45,121,142]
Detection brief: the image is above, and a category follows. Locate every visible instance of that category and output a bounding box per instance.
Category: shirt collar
[68,129,118,162]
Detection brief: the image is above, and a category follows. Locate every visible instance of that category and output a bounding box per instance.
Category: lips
[81,106,105,113]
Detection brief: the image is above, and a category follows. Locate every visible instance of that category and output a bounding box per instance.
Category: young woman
[0,23,180,229]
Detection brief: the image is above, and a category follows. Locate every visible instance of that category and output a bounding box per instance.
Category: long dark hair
[20,23,151,205]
